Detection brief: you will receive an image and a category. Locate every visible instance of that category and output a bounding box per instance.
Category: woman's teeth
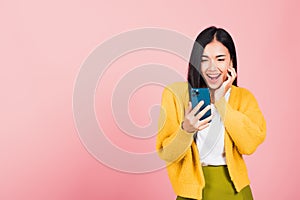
[207,74,221,80]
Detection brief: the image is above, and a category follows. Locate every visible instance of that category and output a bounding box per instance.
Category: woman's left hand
[213,67,237,103]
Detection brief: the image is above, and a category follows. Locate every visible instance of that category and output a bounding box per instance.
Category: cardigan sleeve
[156,85,194,163]
[214,88,266,155]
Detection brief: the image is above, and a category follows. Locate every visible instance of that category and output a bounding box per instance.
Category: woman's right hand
[182,101,212,133]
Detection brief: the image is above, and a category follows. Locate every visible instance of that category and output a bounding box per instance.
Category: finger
[194,113,213,127]
[201,114,213,124]
[224,69,233,85]
[228,68,236,80]
[197,123,210,131]
[190,100,204,116]
[226,72,231,81]
[185,101,192,116]
[228,73,234,84]
[195,104,211,120]
[228,68,236,77]
[231,67,236,75]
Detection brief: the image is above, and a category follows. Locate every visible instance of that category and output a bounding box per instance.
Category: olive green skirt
[176,165,253,200]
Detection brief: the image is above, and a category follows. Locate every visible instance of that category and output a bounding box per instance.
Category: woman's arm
[156,86,194,163]
[215,89,266,155]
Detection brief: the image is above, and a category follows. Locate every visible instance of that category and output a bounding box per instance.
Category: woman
[156,26,266,200]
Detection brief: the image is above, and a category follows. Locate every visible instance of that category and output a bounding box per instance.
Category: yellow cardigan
[156,82,266,200]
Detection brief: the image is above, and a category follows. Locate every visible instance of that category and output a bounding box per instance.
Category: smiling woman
[188,26,237,89]
[200,40,232,90]
[156,26,266,200]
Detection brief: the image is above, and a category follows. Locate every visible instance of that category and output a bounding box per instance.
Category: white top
[195,89,231,166]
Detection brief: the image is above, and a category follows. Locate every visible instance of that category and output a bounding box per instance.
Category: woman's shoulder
[161,82,188,102]
[232,86,255,96]
[164,81,188,93]
[231,85,258,104]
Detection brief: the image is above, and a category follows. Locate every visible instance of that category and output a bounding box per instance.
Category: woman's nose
[208,60,218,70]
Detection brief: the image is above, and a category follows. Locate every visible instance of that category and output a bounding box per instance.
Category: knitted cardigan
[156,82,266,199]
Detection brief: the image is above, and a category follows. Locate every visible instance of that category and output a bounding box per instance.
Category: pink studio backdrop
[1,0,299,199]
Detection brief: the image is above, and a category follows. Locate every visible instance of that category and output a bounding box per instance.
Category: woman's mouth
[206,73,221,81]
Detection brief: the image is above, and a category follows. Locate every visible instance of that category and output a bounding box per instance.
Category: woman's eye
[217,59,225,61]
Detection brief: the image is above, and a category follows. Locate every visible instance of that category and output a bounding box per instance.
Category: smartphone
[189,87,211,121]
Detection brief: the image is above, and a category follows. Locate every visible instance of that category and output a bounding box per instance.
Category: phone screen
[189,87,211,121]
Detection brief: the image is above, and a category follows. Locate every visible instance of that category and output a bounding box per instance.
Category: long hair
[188,26,238,88]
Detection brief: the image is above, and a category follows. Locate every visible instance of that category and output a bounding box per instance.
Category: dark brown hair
[188,26,238,88]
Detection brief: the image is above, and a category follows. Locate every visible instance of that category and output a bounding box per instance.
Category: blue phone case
[189,87,211,121]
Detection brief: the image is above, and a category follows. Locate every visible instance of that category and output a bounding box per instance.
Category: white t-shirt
[195,89,231,166]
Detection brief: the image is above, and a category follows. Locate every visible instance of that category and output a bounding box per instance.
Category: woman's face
[200,40,233,90]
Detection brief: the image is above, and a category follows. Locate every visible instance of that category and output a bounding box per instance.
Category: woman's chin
[207,83,222,90]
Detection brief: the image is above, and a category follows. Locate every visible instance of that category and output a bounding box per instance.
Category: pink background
[1,0,300,199]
